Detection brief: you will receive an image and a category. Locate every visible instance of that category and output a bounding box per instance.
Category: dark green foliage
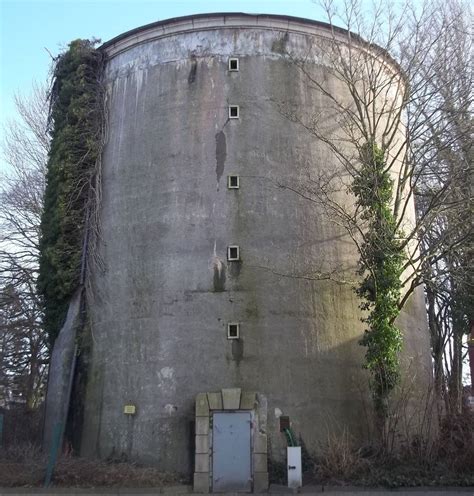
[38,39,103,345]
[298,436,314,475]
[352,142,405,418]
[267,457,287,484]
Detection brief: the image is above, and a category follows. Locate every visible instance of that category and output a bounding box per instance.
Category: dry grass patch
[53,458,186,488]
[0,444,187,488]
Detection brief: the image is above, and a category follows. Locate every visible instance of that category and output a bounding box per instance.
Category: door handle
[288,465,296,470]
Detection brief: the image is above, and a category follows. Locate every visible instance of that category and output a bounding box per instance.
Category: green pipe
[284,427,297,447]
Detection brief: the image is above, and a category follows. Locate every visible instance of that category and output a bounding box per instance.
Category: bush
[310,409,474,488]
[0,405,44,447]
[314,429,370,483]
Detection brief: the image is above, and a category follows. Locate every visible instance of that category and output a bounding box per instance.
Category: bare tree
[0,83,50,409]
[406,0,473,413]
[273,0,472,420]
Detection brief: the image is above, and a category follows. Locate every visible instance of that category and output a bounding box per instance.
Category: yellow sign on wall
[124,404,136,415]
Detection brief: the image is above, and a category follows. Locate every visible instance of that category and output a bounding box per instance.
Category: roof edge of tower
[100,12,403,78]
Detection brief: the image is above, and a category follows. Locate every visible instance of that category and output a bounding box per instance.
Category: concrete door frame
[193,388,269,493]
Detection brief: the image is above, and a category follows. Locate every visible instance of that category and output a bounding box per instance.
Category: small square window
[227,175,240,189]
[229,105,239,119]
[227,245,240,261]
[228,58,239,71]
[227,323,240,339]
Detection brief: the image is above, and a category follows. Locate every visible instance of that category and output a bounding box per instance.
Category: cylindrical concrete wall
[81,13,431,473]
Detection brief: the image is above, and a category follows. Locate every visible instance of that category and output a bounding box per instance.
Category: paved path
[1,486,474,496]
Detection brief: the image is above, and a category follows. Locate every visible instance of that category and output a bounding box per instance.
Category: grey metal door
[212,412,252,492]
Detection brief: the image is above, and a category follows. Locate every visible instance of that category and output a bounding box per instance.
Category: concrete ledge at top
[102,14,363,62]
[222,388,242,409]
[195,393,209,416]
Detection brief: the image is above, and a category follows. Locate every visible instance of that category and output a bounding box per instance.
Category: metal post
[44,421,63,487]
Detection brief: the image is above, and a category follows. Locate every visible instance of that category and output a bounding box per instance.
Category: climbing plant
[352,142,405,419]
[38,39,104,346]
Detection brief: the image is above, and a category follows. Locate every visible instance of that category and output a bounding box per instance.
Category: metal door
[212,412,252,492]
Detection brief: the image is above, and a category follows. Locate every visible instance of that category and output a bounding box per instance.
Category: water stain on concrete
[229,260,242,278]
[272,32,290,53]
[215,131,227,183]
[213,263,226,292]
[232,339,244,363]
[188,54,197,84]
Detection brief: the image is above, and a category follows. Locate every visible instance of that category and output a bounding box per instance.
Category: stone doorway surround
[193,388,269,493]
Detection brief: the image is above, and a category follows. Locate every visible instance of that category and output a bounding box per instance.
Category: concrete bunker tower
[80,13,431,492]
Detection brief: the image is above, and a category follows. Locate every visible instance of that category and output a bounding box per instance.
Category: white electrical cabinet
[287,446,302,488]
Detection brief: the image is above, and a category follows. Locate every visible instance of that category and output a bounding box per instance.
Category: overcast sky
[0,0,328,173]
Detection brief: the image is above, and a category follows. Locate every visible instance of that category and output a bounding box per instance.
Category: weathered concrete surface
[79,14,432,474]
[43,289,82,452]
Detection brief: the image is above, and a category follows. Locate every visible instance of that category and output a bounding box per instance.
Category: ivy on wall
[38,39,103,345]
[352,142,405,419]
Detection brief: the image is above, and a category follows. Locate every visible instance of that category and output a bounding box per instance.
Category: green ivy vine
[352,141,405,419]
[38,39,103,346]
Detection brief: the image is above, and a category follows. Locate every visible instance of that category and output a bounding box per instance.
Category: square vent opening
[227,245,240,261]
[228,58,239,71]
[227,323,240,339]
[229,105,239,119]
[228,175,240,189]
